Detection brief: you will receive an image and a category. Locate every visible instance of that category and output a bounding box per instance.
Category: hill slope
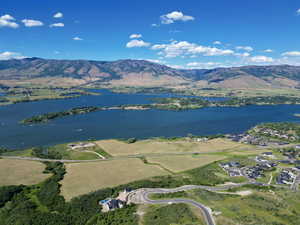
[0,57,300,89]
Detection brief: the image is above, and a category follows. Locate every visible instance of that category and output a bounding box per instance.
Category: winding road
[127,183,257,225]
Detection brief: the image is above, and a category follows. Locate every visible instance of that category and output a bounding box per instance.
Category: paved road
[128,182,257,225]
[143,192,215,225]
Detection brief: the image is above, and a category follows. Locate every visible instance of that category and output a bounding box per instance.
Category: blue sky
[1,0,300,69]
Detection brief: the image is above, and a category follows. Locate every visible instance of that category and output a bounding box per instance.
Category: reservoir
[1,89,300,149]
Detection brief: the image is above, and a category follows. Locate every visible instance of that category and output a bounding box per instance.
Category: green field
[95,138,248,156]
[0,86,99,106]
[61,158,168,200]
[146,154,227,172]
[142,204,205,225]
[152,186,300,225]
[3,142,111,160]
[0,159,50,186]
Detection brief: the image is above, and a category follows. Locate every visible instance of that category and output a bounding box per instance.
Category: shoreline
[20,95,300,125]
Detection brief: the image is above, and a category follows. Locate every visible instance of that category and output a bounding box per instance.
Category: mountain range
[0,57,300,89]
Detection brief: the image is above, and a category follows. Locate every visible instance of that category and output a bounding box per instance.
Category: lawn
[146,154,227,173]
[185,161,248,186]
[0,159,50,186]
[142,204,205,225]
[95,138,247,156]
[61,158,168,200]
[2,149,32,157]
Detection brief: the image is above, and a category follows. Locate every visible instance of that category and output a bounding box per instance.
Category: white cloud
[53,12,63,18]
[73,37,83,41]
[249,55,274,63]
[236,46,253,52]
[160,11,194,24]
[187,62,222,69]
[126,39,150,48]
[213,41,222,45]
[0,14,19,28]
[130,34,142,39]
[50,23,64,27]
[151,44,167,50]
[282,51,300,57]
[151,41,235,58]
[0,51,25,60]
[235,52,250,57]
[22,19,43,27]
[264,49,273,53]
[1,15,14,20]
[145,59,165,64]
[297,9,300,15]
[276,57,300,66]
[151,23,159,27]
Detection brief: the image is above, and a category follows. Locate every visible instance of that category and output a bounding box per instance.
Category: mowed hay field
[95,138,247,156]
[147,155,227,173]
[0,159,50,186]
[61,158,168,200]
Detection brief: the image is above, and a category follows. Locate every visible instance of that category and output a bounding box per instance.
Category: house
[276,170,296,185]
[260,162,277,170]
[255,156,268,163]
[245,166,264,179]
[220,162,242,177]
[223,161,240,168]
[68,142,96,150]
[117,188,132,202]
[99,199,125,212]
[228,170,243,177]
[278,160,293,164]
[99,189,132,212]
[262,152,273,157]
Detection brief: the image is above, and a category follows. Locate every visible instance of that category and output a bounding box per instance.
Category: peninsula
[21,95,300,124]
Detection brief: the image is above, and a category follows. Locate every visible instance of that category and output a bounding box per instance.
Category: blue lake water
[0,89,300,149]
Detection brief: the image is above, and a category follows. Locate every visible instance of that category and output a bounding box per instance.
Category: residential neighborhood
[227,133,288,146]
[220,149,299,188]
[251,126,299,142]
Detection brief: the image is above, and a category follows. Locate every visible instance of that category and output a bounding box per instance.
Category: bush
[0,185,24,207]
[126,138,137,144]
